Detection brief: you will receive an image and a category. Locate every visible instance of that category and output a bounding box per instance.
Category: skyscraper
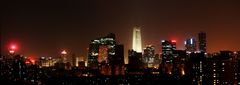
[87,33,116,71]
[132,27,142,53]
[185,38,197,52]
[198,32,206,53]
[161,40,176,74]
[161,40,176,64]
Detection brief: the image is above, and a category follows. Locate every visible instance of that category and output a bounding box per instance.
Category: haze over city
[1,0,240,61]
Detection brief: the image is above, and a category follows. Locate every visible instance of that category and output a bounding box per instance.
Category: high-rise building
[161,40,176,64]
[161,40,176,75]
[185,38,197,52]
[132,27,142,53]
[198,32,206,53]
[87,33,116,71]
[188,52,205,85]
[203,51,238,85]
[87,33,125,76]
[143,45,155,68]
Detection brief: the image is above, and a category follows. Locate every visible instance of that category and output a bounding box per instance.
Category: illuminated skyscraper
[198,32,206,53]
[87,33,125,75]
[88,33,116,70]
[132,27,142,52]
[185,38,197,52]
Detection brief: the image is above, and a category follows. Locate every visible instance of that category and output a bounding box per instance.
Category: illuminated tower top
[132,27,142,52]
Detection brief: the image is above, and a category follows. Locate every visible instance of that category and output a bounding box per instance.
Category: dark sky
[1,0,240,63]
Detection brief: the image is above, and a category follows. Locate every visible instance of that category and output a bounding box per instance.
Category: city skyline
[2,0,240,59]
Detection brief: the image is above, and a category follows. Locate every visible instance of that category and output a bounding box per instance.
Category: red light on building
[8,44,17,54]
[11,45,16,49]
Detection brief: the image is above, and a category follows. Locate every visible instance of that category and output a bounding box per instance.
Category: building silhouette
[198,32,206,53]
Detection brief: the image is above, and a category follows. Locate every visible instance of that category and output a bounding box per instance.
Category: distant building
[110,45,125,75]
[161,40,176,75]
[39,57,55,67]
[198,32,206,53]
[126,50,144,75]
[132,27,142,53]
[172,50,187,77]
[143,45,155,68]
[87,33,124,75]
[185,38,197,52]
[161,40,176,64]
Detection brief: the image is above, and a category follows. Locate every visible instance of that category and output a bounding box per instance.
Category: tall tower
[198,32,206,53]
[132,27,142,52]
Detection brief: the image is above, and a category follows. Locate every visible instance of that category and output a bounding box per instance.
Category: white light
[184,41,186,45]
[9,50,15,54]
[190,38,193,44]
[161,40,165,42]
[132,27,142,52]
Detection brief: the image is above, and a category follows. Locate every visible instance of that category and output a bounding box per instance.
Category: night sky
[1,0,240,63]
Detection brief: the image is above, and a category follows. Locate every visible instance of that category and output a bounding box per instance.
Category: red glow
[30,59,35,64]
[11,45,16,49]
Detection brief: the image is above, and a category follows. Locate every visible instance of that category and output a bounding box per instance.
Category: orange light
[30,59,35,64]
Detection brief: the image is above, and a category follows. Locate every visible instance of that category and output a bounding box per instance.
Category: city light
[9,50,15,54]
[8,44,18,54]
[171,40,176,43]
[61,50,67,55]
[30,59,35,64]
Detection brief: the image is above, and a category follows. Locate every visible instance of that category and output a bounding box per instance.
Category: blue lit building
[185,38,197,53]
